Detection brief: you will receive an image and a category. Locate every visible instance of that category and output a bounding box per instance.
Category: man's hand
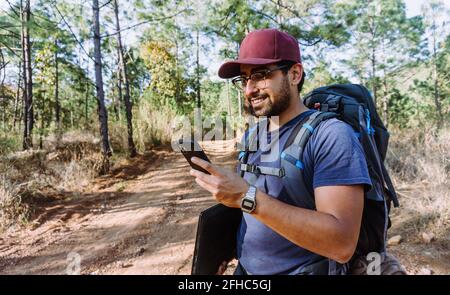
[216,260,228,275]
[189,157,249,208]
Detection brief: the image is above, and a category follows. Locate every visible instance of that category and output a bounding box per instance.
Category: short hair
[276,60,305,94]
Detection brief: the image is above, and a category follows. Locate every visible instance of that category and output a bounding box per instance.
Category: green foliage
[337,0,425,97]
[387,88,415,128]
[0,133,21,155]
[0,0,449,156]
[303,61,350,93]
[200,80,225,117]
[140,39,196,114]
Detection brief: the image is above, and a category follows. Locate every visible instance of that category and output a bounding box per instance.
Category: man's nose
[244,80,258,97]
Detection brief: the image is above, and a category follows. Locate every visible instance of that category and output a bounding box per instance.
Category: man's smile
[250,95,268,107]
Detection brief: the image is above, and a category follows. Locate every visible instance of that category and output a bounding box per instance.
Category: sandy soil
[0,140,448,275]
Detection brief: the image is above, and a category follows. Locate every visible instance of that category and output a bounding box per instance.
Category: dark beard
[243,77,291,118]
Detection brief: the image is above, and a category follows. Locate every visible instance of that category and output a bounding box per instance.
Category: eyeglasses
[231,64,289,91]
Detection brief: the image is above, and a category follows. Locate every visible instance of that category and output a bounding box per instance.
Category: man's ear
[290,63,303,85]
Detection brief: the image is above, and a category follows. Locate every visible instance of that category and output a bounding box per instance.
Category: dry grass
[386,127,450,240]
[108,103,177,153]
[0,131,106,231]
[0,175,30,230]
[134,102,176,150]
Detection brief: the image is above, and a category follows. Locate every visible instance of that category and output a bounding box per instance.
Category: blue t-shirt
[237,110,372,275]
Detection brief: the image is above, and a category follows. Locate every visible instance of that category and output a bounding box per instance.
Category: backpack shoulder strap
[280,111,338,210]
[238,118,267,179]
[282,111,338,168]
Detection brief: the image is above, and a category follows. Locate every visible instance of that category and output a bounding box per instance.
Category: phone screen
[178,139,211,175]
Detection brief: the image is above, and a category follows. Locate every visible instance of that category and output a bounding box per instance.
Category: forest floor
[0,140,448,275]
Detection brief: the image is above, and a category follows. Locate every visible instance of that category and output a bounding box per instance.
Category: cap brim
[218,57,283,79]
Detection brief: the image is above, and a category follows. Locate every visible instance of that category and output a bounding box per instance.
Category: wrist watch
[241,185,257,213]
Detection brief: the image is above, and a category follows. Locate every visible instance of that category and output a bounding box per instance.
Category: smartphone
[178,139,211,175]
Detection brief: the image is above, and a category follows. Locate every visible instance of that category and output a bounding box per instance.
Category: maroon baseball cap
[218,28,301,79]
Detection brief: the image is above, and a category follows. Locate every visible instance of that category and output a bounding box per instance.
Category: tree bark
[175,37,179,104]
[39,102,44,149]
[114,58,122,122]
[382,74,388,127]
[369,14,377,106]
[237,88,242,119]
[382,41,388,126]
[54,38,61,143]
[13,61,22,130]
[432,19,443,130]
[226,80,231,117]
[113,0,136,157]
[21,0,33,150]
[85,80,89,127]
[93,0,112,171]
[196,28,201,109]
[371,46,377,106]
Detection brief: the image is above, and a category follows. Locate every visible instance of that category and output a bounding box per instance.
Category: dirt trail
[0,140,238,275]
[0,139,448,275]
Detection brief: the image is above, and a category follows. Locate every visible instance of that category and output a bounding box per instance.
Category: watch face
[242,199,254,210]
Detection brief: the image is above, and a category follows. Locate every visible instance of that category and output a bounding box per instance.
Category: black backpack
[239,83,399,259]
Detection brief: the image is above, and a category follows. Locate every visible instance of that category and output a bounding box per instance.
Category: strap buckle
[240,164,260,174]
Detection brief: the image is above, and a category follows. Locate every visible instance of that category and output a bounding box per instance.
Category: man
[189,28,371,275]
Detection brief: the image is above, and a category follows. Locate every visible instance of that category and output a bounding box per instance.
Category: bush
[0,132,20,155]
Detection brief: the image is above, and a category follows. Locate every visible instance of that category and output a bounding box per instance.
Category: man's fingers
[191,157,219,175]
[194,176,217,194]
[190,168,217,185]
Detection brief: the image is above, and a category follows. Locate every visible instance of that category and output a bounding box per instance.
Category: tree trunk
[382,41,388,126]
[114,61,121,122]
[54,38,61,144]
[196,28,201,109]
[175,37,179,104]
[227,81,232,117]
[13,61,22,130]
[369,15,377,106]
[20,2,27,140]
[432,19,443,130]
[237,88,242,119]
[21,0,33,150]
[113,46,122,122]
[371,46,377,106]
[85,80,89,127]
[93,0,112,171]
[39,107,44,150]
[113,0,136,157]
[382,74,388,127]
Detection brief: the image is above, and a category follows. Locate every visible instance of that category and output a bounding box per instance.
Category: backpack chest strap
[240,163,285,177]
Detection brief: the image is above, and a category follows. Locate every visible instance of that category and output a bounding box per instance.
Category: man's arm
[251,185,363,264]
[189,157,364,264]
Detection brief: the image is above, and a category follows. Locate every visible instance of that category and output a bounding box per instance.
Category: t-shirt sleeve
[310,119,372,191]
